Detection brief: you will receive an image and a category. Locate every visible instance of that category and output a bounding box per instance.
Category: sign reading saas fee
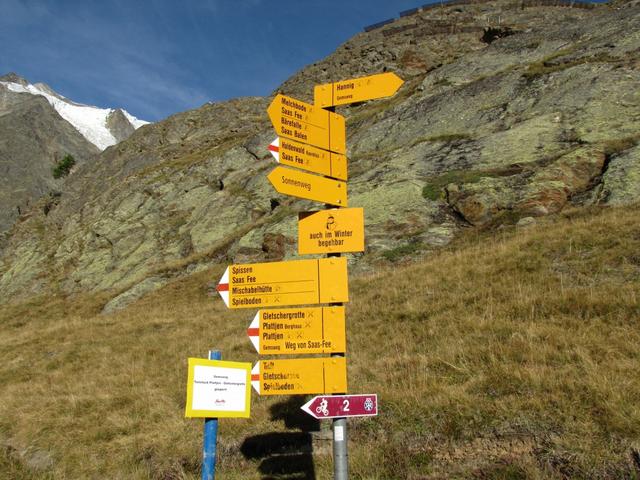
[247,306,346,355]
[269,137,348,181]
[216,257,348,309]
[185,358,251,418]
[267,94,346,154]
[298,208,364,255]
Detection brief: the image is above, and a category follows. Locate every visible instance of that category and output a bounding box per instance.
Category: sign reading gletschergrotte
[185,358,251,418]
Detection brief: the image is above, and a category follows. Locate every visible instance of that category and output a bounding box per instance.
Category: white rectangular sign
[185,358,251,418]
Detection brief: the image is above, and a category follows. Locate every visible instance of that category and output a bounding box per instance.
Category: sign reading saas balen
[267,94,346,154]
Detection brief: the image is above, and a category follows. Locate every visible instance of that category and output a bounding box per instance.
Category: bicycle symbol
[315,398,329,416]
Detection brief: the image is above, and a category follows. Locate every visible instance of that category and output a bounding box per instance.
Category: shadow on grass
[241,396,320,479]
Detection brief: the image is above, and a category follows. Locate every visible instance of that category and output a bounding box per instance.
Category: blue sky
[0,0,430,121]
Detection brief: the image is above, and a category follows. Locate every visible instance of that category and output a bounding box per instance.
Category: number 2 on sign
[343,399,350,412]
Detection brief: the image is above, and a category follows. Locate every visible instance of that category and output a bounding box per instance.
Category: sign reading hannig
[314,72,404,108]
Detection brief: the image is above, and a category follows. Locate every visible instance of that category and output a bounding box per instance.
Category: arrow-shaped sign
[247,306,346,355]
[251,357,347,396]
[267,166,347,207]
[314,72,404,108]
[269,137,348,181]
[267,94,346,154]
[301,394,378,419]
[216,257,348,309]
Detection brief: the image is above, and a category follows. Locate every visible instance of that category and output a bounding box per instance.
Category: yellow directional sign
[314,72,404,108]
[247,306,346,355]
[267,94,346,154]
[216,257,348,309]
[298,208,364,255]
[269,137,348,181]
[268,166,347,207]
[251,357,347,395]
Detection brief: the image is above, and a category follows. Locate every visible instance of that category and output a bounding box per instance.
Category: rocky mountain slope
[0,0,638,309]
[0,73,148,240]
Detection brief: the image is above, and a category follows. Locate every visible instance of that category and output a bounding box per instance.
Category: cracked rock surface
[1,0,639,307]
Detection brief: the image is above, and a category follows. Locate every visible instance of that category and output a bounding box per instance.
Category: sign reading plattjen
[247,306,346,355]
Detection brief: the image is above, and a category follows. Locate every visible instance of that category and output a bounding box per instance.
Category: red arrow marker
[247,312,260,352]
[301,394,378,420]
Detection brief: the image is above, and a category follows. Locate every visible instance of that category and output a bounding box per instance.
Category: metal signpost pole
[202,350,221,480]
[325,96,348,480]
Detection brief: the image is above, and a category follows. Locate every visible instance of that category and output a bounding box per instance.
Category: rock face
[0,89,99,240]
[0,74,149,241]
[105,109,136,143]
[1,0,639,306]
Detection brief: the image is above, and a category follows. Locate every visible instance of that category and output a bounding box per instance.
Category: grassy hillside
[1,204,639,479]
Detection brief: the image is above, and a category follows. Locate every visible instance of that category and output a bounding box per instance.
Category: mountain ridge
[1,0,638,310]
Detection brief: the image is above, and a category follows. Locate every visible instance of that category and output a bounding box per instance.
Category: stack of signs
[216,72,403,414]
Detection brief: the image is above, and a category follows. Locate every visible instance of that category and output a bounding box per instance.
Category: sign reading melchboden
[267,94,346,154]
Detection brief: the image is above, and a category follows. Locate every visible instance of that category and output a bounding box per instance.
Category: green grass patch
[382,240,423,262]
[421,169,489,201]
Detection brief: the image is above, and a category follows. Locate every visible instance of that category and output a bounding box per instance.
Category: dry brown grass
[1,204,639,479]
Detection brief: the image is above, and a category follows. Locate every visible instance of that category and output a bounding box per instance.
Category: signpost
[298,208,365,255]
[251,357,348,395]
[314,72,404,108]
[267,166,347,207]
[216,257,348,309]
[301,394,378,420]
[247,306,346,355]
[204,70,402,479]
[267,94,346,154]
[268,137,348,181]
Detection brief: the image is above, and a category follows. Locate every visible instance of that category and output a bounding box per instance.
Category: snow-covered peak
[0,79,149,150]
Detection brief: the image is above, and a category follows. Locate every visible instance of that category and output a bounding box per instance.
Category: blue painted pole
[202,350,221,480]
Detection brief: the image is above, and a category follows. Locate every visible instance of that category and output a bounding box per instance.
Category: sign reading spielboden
[298,208,364,255]
[247,306,346,355]
[251,357,347,396]
[216,257,348,309]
